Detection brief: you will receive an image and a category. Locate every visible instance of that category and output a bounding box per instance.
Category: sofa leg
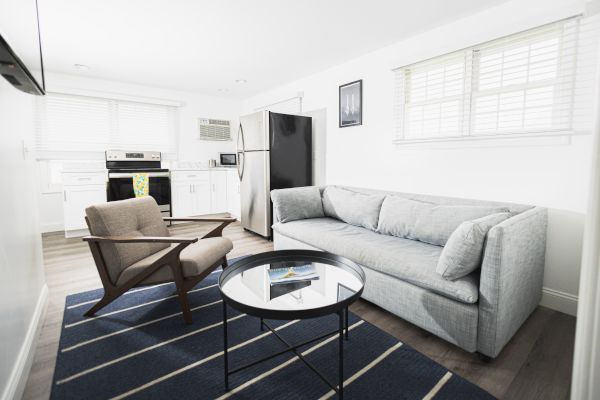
[477,352,493,363]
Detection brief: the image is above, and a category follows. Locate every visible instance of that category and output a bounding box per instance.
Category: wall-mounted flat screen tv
[0,0,45,95]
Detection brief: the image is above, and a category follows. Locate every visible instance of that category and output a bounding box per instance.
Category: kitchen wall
[0,78,47,399]
[241,0,595,315]
[38,72,242,232]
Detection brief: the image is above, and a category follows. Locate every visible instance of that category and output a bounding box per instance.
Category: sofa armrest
[477,206,547,357]
[270,186,325,223]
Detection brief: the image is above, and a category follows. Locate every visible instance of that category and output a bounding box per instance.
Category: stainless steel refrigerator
[237,111,312,238]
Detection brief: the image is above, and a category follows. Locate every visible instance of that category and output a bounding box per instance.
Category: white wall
[0,79,47,399]
[242,0,591,315]
[38,72,242,232]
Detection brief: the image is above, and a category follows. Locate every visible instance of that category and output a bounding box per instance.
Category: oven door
[107,171,171,214]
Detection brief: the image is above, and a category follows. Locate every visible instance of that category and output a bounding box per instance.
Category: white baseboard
[541,286,578,316]
[1,284,49,400]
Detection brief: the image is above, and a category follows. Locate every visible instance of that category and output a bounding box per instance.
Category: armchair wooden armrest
[163,216,236,223]
[163,216,236,239]
[82,235,198,244]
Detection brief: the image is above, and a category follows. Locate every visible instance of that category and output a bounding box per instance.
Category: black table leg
[339,310,344,399]
[345,307,349,341]
[223,301,229,391]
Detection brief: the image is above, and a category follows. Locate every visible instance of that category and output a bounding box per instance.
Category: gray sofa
[271,185,547,359]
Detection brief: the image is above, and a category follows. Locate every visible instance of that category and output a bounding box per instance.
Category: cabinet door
[171,181,194,217]
[226,169,241,217]
[210,171,228,213]
[63,185,106,231]
[193,180,212,215]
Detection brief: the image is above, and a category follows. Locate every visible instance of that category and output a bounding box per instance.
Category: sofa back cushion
[436,212,511,280]
[271,186,324,223]
[322,186,385,230]
[85,196,170,284]
[377,196,509,246]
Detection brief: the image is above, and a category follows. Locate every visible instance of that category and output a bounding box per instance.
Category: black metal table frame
[223,305,350,398]
[218,250,365,400]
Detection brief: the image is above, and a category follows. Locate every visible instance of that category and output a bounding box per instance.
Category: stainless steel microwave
[219,153,237,166]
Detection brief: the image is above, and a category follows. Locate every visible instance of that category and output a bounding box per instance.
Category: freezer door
[240,150,271,237]
[269,112,313,190]
[239,111,269,151]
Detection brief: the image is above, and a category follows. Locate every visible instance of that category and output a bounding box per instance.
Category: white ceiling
[4,0,510,98]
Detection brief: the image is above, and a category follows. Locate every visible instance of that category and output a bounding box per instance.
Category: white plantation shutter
[35,93,178,158]
[394,15,600,142]
[401,52,470,139]
[115,100,177,148]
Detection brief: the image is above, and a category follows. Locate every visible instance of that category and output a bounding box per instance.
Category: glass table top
[219,251,365,315]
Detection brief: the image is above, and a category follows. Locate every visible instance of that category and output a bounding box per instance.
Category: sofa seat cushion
[116,237,233,285]
[273,218,479,303]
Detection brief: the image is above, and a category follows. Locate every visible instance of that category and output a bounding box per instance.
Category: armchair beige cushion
[86,196,172,283]
[116,237,233,285]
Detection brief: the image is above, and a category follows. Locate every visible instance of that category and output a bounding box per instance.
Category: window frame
[393,17,583,144]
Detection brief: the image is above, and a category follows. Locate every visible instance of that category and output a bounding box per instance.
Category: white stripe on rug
[62,300,223,352]
[67,270,222,310]
[109,320,300,400]
[67,283,173,309]
[56,313,247,385]
[318,341,403,400]
[64,284,218,328]
[422,371,453,400]
[216,320,366,400]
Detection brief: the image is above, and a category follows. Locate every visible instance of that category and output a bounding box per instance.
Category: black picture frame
[339,80,362,128]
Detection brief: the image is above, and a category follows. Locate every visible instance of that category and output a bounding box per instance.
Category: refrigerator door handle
[237,123,245,181]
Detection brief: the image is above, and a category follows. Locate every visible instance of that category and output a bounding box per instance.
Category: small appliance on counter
[219,153,237,167]
[208,159,217,168]
[105,150,171,217]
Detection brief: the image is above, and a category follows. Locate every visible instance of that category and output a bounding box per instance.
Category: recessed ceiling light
[218,88,230,93]
[73,64,90,71]
[235,79,247,84]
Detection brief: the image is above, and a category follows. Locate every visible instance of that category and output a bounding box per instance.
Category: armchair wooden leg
[84,292,118,317]
[176,289,193,325]
[172,274,193,324]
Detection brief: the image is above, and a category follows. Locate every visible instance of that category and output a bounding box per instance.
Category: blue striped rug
[51,257,496,400]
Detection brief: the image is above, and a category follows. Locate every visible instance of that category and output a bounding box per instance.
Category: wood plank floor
[22,221,575,399]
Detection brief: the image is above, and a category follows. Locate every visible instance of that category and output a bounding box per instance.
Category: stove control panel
[106,150,161,162]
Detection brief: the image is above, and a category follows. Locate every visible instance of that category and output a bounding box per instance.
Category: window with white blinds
[34,92,178,158]
[394,16,599,142]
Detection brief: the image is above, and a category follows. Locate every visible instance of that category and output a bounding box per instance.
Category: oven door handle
[108,172,170,178]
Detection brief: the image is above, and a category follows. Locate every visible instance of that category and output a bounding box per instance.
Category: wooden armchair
[82,196,235,324]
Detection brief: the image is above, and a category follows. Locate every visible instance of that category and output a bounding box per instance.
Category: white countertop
[170,167,237,171]
[61,169,107,174]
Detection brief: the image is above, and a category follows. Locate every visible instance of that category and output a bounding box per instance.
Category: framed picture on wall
[339,80,362,128]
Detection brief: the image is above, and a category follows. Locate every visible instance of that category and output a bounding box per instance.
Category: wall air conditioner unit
[198,118,231,141]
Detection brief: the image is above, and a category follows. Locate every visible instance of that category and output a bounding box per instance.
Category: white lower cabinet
[226,169,241,217]
[171,169,241,218]
[62,172,107,237]
[210,171,228,213]
[171,171,211,217]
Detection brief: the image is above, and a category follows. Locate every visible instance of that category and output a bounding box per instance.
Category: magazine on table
[268,264,320,285]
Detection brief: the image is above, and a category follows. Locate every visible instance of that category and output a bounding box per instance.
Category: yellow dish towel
[132,173,149,198]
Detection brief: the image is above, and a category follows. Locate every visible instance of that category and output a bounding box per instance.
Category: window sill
[393,131,591,146]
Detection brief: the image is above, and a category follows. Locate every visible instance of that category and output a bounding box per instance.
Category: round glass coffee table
[219,250,365,399]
